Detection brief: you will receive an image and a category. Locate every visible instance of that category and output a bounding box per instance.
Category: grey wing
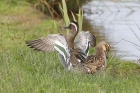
[26,34,67,52]
[26,34,72,71]
[75,31,96,56]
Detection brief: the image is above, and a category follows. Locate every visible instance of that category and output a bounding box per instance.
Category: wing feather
[26,34,72,70]
[75,31,96,55]
[26,34,67,52]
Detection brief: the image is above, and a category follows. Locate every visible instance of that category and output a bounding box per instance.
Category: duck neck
[66,29,78,49]
[95,47,106,59]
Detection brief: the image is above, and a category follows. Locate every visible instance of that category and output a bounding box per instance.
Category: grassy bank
[0,1,140,93]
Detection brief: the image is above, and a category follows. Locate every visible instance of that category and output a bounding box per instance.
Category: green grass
[0,1,140,93]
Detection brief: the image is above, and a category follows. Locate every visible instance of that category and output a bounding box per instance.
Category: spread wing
[26,34,72,71]
[26,34,67,52]
[75,31,96,56]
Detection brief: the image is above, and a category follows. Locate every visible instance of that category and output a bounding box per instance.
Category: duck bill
[63,26,70,29]
[106,52,109,59]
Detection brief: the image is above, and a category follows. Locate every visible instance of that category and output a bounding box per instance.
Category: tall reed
[59,0,83,33]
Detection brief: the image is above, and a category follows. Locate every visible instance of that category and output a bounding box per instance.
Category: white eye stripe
[70,22,78,32]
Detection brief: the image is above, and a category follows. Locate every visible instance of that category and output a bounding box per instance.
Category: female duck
[81,41,110,74]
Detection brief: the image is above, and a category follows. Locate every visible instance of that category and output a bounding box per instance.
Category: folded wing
[75,31,96,56]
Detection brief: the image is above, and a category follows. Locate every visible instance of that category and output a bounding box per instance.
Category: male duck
[26,21,111,74]
[26,21,96,65]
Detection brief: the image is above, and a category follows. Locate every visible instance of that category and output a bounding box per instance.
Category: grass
[0,1,140,93]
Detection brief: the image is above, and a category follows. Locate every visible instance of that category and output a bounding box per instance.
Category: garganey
[26,21,97,72]
[81,41,110,74]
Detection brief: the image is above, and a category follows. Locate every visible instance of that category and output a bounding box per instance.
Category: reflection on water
[82,0,140,60]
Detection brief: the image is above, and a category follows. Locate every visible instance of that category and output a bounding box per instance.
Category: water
[82,0,140,60]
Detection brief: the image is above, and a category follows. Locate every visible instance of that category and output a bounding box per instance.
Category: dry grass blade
[125,20,140,51]
[123,39,140,48]
[126,20,140,41]
[111,37,126,48]
[134,21,140,31]
[40,0,60,18]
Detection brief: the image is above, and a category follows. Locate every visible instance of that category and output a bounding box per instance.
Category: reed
[59,0,83,33]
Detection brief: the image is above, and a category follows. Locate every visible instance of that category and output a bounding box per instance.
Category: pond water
[82,0,140,61]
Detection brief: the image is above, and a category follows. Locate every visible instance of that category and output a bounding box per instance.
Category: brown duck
[81,41,110,74]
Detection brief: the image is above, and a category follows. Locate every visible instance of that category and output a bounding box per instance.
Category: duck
[26,21,96,71]
[81,41,111,74]
[66,41,110,74]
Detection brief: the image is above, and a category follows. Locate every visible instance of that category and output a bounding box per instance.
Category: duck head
[64,21,79,33]
[96,42,110,59]
[101,42,111,59]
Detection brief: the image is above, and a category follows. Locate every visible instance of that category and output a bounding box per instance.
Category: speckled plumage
[81,42,111,74]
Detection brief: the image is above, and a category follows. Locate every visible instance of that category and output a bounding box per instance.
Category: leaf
[70,11,76,22]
